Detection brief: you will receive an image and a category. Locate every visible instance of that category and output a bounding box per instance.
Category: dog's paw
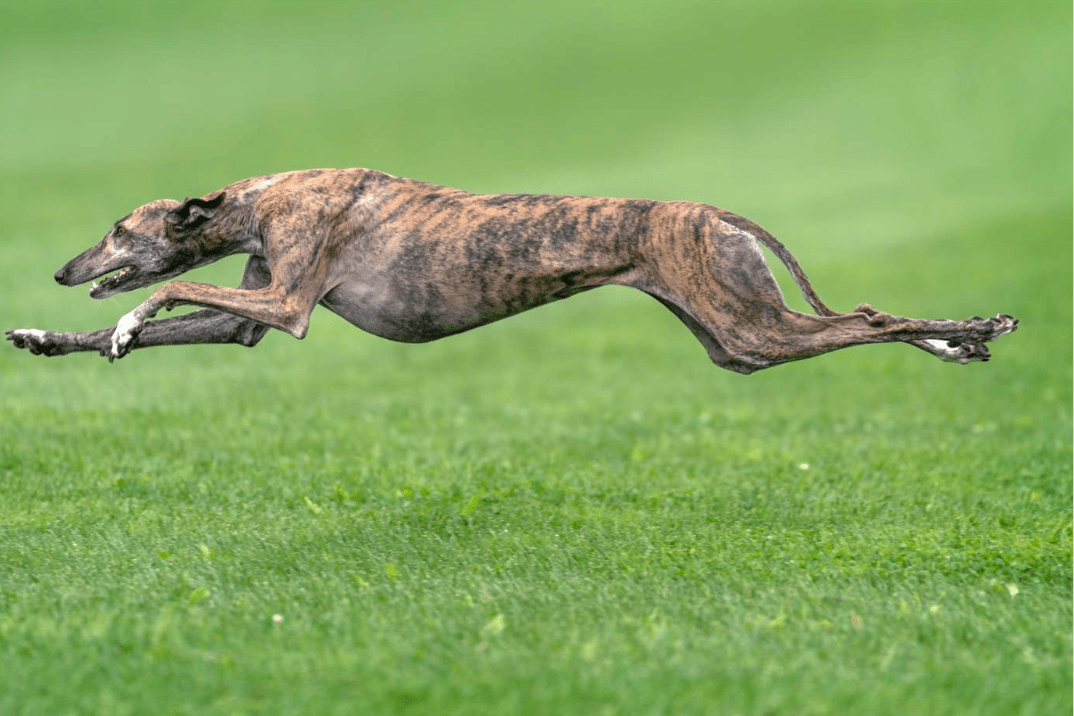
[924,338,991,364]
[969,313,1019,342]
[7,329,62,356]
[108,313,143,362]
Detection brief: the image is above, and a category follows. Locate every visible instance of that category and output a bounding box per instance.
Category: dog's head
[54,192,227,299]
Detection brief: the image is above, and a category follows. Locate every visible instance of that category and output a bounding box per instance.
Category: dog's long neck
[185,169,375,266]
[199,172,304,259]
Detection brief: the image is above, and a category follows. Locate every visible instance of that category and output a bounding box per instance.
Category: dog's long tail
[715,208,839,317]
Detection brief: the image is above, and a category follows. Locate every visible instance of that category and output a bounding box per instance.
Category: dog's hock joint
[863,311,894,328]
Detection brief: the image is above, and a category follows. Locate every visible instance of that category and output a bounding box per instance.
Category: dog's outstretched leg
[7,310,271,357]
[105,236,329,361]
[663,297,1018,374]
[7,257,272,358]
[852,303,997,364]
[651,219,1019,373]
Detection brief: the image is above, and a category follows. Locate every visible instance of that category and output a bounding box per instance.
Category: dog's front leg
[9,257,274,359]
[109,280,318,361]
[8,310,270,357]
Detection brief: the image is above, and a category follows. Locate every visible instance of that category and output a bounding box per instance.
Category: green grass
[1,1,1070,714]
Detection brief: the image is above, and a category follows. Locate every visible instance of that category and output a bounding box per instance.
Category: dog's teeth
[92,281,99,290]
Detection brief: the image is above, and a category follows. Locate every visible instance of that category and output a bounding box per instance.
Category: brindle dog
[7,168,1017,373]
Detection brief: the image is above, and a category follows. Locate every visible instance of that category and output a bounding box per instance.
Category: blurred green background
[0,2,1070,715]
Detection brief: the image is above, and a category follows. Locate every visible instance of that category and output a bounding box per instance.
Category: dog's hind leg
[701,303,1017,373]
[654,220,1017,374]
[664,290,1018,375]
[7,257,272,358]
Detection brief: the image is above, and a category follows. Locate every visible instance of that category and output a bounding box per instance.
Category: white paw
[109,312,143,362]
[11,328,47,344]
[7,329,56,356]
[923,339,990,364]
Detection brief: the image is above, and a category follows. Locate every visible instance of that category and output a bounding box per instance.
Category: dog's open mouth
[89,266,138,298]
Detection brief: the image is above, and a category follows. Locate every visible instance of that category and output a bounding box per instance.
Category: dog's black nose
[54,268,68,284]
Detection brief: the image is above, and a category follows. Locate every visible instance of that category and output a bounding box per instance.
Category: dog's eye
[114,226,127,238]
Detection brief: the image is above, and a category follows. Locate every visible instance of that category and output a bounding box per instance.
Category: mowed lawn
[0,2,1070,715]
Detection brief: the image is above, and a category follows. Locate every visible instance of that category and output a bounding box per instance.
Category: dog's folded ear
[166,191,226,234]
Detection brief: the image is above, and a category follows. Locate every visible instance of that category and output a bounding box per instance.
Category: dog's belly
[319,279,473,343]
[320,272,603,343]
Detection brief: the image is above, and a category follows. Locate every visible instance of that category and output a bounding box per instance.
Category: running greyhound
[6,168,1017,373]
